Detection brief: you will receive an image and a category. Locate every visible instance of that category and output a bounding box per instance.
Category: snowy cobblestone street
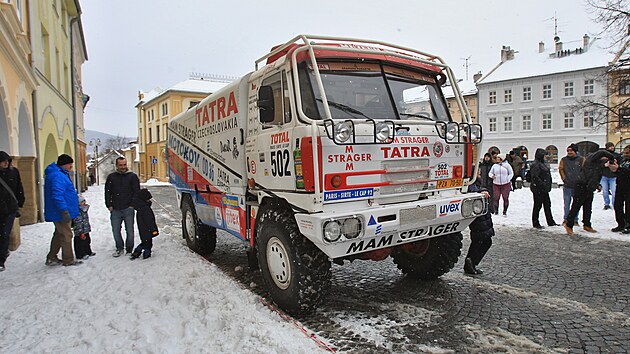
[149,185,630,353]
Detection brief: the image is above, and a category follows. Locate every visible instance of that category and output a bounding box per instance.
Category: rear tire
[181,196,217,256]
[256,207,331,315]
[392,232,463,280]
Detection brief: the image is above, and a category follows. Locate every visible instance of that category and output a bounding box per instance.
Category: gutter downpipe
[28,4,43,222]
[70,17,78,189]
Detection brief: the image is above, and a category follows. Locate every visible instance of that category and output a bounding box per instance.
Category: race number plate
[437,178,463,189]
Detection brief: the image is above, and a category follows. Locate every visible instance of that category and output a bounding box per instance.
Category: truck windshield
[298,61,450,121]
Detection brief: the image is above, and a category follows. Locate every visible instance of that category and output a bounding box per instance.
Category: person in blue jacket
[44,154,81,266]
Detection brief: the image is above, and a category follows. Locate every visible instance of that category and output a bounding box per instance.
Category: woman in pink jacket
[488,155,514,216]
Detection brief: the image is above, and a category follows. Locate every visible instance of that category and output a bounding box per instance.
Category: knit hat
[567,143,578,152]
[605,142,615,149]
[138,188,152,201]
[0,151,10,163]
[56,154,74,166]
[78,195,86,204]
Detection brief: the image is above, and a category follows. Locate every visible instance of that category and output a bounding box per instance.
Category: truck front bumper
[294,193,486,259]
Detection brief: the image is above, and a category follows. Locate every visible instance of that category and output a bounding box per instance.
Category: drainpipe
[28,3,43,222]
[70,17,78,189]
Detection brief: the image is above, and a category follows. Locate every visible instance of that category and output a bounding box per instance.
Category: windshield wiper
[317,98,371,119]
[399,112,434,121]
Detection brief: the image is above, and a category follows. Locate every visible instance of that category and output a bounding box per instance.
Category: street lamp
[89,138,102,185]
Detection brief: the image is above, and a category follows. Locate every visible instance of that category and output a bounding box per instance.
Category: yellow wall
[137,91,208,181]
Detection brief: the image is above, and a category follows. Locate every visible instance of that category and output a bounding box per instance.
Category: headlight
[446,123,458,142]
[470,125,481,143]
[334,122,352,143]
[473,199,484,215]
[342,218,362,239]
[461,199,473,217]
[375,122,391,142]
[323,220,342,242]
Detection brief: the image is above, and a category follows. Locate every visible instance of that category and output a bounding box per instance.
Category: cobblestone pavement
[149,186,630,353]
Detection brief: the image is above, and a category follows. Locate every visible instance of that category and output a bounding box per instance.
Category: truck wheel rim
[266,237,291,290]
[185,210,196,242]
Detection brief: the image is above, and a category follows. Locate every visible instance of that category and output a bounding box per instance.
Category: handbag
[9,216,20,251]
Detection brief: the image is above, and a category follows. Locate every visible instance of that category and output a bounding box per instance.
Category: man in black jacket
[529,148,558,229]
[614,146,630,232]
[105,157,140,257]
[0,151,25,270]
[564,149,618,236]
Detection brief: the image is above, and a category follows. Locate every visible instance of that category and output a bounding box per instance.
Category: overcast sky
[80,0,603,136]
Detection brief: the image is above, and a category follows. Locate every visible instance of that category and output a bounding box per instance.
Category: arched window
[545,145,558,163]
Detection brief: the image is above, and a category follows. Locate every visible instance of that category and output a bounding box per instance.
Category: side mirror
[257,86,275,123]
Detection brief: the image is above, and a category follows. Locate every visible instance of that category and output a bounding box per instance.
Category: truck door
[250,70,295,191]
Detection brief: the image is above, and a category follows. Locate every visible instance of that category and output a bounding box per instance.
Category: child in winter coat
[72,195,95,259]
[130,188,159,260]
[464,183,495,275]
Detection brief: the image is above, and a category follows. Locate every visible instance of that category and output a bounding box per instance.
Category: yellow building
[29,0,86,219]
[1,0,38,224]
[136,75,229,182]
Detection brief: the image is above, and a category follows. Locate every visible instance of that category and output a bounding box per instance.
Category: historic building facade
[477,35,610,163]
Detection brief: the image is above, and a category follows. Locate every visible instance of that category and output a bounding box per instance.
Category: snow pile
[0,185,325,353]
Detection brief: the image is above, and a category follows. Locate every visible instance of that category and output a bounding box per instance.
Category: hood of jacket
[131,196,151,210]
[535,148,546,162]
[44,162,65,176]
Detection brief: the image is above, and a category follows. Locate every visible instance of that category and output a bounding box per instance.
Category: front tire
[181,196,217,256]
[392,232,463,280]
[256,207,331,315]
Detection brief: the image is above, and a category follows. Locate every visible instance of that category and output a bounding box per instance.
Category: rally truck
[167,35,486,315]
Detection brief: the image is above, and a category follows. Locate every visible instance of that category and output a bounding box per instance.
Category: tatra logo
[196,91,239,127]
[433,141,444,158]
[381,146,430,158]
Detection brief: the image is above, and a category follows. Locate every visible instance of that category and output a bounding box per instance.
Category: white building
[477,35,611,164]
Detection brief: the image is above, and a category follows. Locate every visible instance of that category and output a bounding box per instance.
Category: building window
[564,82,574,97]
[583,111,594,128]
[161,103,168,116]
[522,87,531,101]
[621,108,630,127]
[148,128,152,143]
[189,101,200,108]
[542,84,552,99]
[542,113,552,130]
[545,145,559,164]
[489,91,496,104]
[156,126,160,141]
[584,79,594,95]
[522,115,532,131]
[503,116,513,131]
[620,80,630,95]
[504,89,512,103]
[563,112,574,128]
[489,117,497,132]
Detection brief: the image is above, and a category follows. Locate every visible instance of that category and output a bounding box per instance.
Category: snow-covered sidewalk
[491,186,630,242]
[0,185,326,353]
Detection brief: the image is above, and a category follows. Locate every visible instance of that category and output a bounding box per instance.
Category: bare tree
[103,135,130,151]
[585,0,630,53]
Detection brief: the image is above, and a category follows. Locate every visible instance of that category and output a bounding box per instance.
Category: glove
[80,233,86,240]
[15,208,22,218]
[61,210,71,223]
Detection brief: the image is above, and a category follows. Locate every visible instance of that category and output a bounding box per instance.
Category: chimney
[500,46,515,62]
[473,71,482,83]
[554,36,562,52]
[583,34,590,50]
[538,41,545,53]
[138,91,144,101]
